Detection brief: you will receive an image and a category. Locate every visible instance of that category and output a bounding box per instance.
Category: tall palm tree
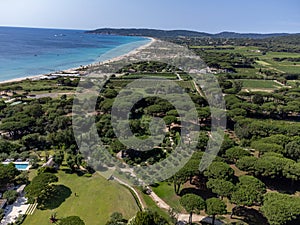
[49,212,58,224]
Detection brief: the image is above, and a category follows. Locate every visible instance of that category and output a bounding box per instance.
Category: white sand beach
[0,37,156,85]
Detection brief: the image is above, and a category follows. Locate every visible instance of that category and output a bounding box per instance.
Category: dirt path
[112,176,145,210]
[148,188,223,224]
[110,157,224,224]
[176,72,183,81]
[192,80,205,97]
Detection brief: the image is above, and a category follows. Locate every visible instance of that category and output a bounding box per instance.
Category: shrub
[3,190,18,204]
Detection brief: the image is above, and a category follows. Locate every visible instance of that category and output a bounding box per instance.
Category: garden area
[23,171,139,225]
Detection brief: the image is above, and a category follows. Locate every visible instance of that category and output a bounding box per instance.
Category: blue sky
[0,0,299,33]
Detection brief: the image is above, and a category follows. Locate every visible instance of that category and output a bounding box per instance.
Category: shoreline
[97,37,155,65]
[0,37,156,85]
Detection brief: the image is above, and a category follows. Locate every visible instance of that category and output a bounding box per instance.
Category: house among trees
[16,185,26,197]
[42,156,55,167]
[0,90,15,97]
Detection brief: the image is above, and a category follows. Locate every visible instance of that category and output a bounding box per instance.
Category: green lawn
[235,79,282,89]
[151,182,184,212]
[124,73,178,80]
[137,189,173,222]
[176,80,196,92]
[108,79,197,94]
[23,171,139,225]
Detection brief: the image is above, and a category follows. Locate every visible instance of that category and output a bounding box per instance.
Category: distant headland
[87,28,300,39]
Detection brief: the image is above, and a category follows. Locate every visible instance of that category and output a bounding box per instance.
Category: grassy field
[0,79,76,93]
[23,171,140,225]
[193,45,300,75]
[108,78,197,93]
[258,51,300,74]
[151,182,184,212]
[123,73,178,80]
[175,80,196,91]
[287,80,300,87]
[235,79,282,90]
[137,189,173,222]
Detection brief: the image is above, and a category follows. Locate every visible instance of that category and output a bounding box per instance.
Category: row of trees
[169,34,300,53]
[225,90,300,123]
[236,153,300,183]
[174,155,299,225]
[106,211,169,225]
[234,118,300,140]
[194,50,256,72]
[261,192,300,225]
[0,96,77,158]
[168,142,300,224]
[180,194,226,225]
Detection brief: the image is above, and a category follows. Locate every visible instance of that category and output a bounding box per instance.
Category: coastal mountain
[87,28,297,39]
[87,28,211,38]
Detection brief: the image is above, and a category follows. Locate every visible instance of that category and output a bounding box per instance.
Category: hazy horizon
[0,25,299,35]
[0,0,299,33]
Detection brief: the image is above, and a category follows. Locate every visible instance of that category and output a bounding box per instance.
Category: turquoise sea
[0,27,149,81]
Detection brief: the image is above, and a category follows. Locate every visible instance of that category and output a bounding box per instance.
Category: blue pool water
[14,163,29,170]
[0,27,149,81]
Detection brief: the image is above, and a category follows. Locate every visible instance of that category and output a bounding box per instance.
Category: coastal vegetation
[0,29,300,225]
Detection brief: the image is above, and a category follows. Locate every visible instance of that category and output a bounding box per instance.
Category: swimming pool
[2,162,30,171]
[14,163,30,170]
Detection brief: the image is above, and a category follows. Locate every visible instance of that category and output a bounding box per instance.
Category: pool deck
[2,161,31,171]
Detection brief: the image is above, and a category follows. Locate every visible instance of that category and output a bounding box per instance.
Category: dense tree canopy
[3,190,18,204]
[130,210,169,225]
[204,162,234,181]
[285,139,300,162]
[283,162,300,184]
[231,175,266,207]
[106,212,127,225]
[180,194,206,224]
[225,147,250,163]
[253,154,294,178]
[261,193,300,225]
[236,156,257,174]
[206,178,235,199]
[251,141,284,156]
[25,173,58,202]
[0,139,21,154]
[206,198,227,225]
[0,163,20,188]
